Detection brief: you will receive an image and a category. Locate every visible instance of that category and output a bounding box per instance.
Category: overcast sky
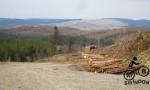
[0,0,150,19]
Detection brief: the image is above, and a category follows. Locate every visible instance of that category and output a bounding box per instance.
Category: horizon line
[0,17,150,20]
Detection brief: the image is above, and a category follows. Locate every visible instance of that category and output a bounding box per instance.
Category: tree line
[0,40,57,62]
[0,25,117,62]
[0,26,61,62]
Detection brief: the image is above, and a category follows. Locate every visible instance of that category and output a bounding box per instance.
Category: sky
[0,0,150,19]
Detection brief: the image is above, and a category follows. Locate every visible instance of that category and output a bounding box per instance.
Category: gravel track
[0,62,149,90]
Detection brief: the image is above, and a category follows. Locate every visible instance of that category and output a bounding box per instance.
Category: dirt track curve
[0,62,150,90]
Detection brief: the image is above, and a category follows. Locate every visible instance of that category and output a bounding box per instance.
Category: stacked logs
[84,54,127,74]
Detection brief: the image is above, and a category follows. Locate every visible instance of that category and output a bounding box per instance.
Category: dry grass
[95,32,150,68]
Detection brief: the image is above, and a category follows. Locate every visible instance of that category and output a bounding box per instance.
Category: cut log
[90,59,122,67]
[105,67,127,74]
[85,53,127,74]
[101,64,125,70]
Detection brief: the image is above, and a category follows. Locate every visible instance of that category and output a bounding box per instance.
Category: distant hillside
[0,25,84,39]
[84,27,150,39]
[83,27,150,46]
[110,18,150,27]
[0,25,150,46]
[55,18,150,30]
[0,18,150,30]
[54,19,127,30]
[0,18,78,26]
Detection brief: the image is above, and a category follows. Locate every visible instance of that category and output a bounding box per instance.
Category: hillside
[0,25,85,39]
[0,26,149,47]
[0,20,150,66]
[1,18,150,30]
[83,27,150,46]
[96,31,150,67]
[53,19,127,30]
[138,49,150,68]
[0,18,77,26]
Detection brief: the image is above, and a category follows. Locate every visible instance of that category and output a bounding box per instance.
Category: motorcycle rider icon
[124,56,149,80]
[128,57,140,69]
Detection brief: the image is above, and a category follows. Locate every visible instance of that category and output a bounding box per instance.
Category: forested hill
[0,18,150,30]
[0,18,78,26]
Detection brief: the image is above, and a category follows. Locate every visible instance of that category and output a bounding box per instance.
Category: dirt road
[0,62,149,90]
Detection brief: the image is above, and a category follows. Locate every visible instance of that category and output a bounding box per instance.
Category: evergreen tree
[51,26,61,45]
[51,26,61,53]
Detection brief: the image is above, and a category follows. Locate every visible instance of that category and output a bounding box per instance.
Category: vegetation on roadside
[97,31,150,67]
[0,26,94,62]
[0,26,61,62]
[0,40,56,62]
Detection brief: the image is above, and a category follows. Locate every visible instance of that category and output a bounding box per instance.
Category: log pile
[84,54,127,74]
